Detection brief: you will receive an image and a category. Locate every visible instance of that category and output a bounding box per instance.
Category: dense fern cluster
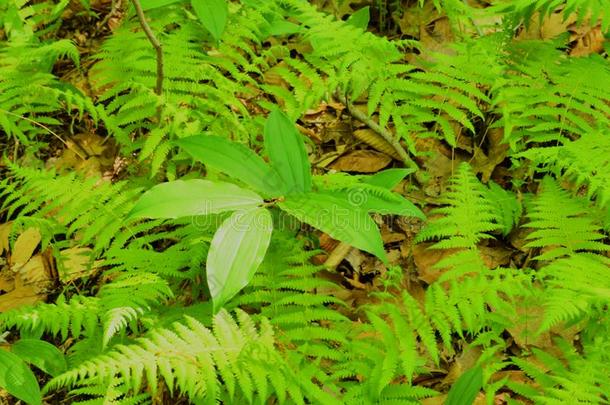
[0,0,609,403]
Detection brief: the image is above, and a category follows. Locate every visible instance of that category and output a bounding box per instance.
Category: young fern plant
[128,109,424,310]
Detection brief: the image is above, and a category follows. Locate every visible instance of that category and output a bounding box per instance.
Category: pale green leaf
[264,110,312,195]
[0,350,42,405]
[279,193,387,262]
[11,339,67,377]
[128,180,262,219]
[175,136,284,197]
[191,0,228,41]
[207,208,273,311]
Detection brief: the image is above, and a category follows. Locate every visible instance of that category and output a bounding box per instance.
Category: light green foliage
[415,163,516,249]
[46,310,301,404]
[0,0,609,403]
[131,111,421,307]
[524,177,610,260]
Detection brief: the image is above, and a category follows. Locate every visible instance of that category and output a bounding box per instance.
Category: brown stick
[130,0,164,119]
[342,95,417,171]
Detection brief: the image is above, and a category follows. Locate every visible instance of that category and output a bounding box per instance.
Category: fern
[415,163,508,249]
[0,39,96,150]
[46,310,306,404]
[494,0,610,32]
[494,46,610,150]
[523,176,610,260]
[0,164,140,253]
[508,338,610,404]
[537,253,610,331]
[69,377,151,405]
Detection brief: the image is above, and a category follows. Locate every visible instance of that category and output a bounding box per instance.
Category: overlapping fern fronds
[415,163,519,249]
[0,39,96,149]
[46,310,306,404]
[523,176,609,260]
[508,338,610,404]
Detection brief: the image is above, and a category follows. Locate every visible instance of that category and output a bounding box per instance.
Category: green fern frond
[46,310,303,404]
[0,165,140,253]
[508,338,610,404]
[0,295,101,340]
[494,0,610,32]
[524,177,610,260]
[415,163,502,249]
[537,253,610,331]
[69,377,150,405]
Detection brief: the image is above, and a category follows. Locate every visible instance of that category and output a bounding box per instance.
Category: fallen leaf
[56,248,94,284]
[15,255,52,290]
[353,129,400,160]
[0,222,11,256]
[569,25,605,56]
[10,228,41,270]
[330,150,391,173]
[412,243,464,284]
[0,284,45,312]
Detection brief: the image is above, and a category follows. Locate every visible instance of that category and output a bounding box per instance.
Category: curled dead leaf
[330,150,391,173]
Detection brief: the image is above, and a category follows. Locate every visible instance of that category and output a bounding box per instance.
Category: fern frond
[524,177,610,260]
[46,310,303,404]
[537,253,610,331]
[508,338,610,404]
[415,163,502,249]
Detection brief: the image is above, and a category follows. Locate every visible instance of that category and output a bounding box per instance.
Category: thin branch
[341,94,418,170]
[131,0,164,119]
[0,108,86,160]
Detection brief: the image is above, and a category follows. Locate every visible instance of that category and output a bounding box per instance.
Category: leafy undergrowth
[0,0,609,404]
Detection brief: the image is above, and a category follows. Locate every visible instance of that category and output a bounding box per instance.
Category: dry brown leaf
[569,25,605,56]
[518,10,577,40]
[0,222,11,256]
[412,243,464,284]
[353,129,400,160]
[478,245,512,269]
[330,150,391,173]
[15,255,52,290]
[0,284,45,312]
[10,227,41,269]
[472,128,509,182]
[57,247,94,284]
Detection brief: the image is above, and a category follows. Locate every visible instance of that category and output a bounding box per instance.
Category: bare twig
[130,0,164,119]
[341,94,417,171]
[0,108,86,160]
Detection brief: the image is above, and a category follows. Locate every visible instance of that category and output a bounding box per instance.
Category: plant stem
[342,94,417,171]
[131,0,164,120]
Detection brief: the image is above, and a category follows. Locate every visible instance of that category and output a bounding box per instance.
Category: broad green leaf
[175,136,284,197]
[279,193,387,262]
[128,180,262,219]
[364,168,415,189]
[346,6,370,30]
[445,365,483,405]
[0,350,41,405]
[207,208,273,311]
[323,185,425,219]
[191,0,228,41]
[11,339,67,377]
[141,0,185,10]
[264,110,312,195]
